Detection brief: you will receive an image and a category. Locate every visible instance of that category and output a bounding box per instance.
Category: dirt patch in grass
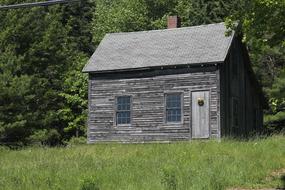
[229,168,285,190]
[266,168,285,181]
[228,188,277,190]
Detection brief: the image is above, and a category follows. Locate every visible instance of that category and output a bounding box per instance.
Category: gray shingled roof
[83,22,234,72]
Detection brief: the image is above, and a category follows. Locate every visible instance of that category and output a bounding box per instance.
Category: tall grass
[0,136,284,190]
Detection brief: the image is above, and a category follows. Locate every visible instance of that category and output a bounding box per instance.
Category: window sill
[164,122,184,125]
[114,124,132,127]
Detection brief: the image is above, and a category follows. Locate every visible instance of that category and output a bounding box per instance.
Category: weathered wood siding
[88,66,220,143]
[220,37,263,137]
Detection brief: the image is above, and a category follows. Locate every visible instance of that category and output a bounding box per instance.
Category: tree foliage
[227,0,285,131]
[0,0,94,145]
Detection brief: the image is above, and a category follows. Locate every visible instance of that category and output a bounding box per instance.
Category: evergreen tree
[0,0,94,145]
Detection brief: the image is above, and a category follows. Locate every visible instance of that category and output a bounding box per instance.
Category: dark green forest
[0,0,284,146]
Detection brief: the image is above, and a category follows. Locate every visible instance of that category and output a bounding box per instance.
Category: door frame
[190,89,211,139]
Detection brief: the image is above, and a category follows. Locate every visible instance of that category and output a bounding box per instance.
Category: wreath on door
[198,98,204,106]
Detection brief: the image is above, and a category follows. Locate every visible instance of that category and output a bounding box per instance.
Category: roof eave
[82,61,223,74]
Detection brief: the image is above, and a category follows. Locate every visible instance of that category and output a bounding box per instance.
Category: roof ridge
[107,22,225,36]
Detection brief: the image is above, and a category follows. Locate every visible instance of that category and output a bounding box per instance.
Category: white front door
[191,91,210,138]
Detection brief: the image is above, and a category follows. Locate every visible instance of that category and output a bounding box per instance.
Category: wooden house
[83,16,266,143]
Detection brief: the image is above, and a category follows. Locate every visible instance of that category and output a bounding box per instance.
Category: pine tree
[0,0,95,145]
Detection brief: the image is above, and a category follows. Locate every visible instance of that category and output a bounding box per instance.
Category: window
[165,93,182,123]
[116,96,131,125]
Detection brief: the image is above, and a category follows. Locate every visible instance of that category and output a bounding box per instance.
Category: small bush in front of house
[67,136,87,146]
[79,177,100,190]
[161,166,177,190]
[28,129,61,146]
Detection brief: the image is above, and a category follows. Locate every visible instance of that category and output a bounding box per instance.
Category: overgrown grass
[0,136,284,190]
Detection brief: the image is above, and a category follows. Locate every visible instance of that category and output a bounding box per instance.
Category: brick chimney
[167,16,181,29]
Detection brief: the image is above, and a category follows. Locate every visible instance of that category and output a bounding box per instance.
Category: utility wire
[0,0,79,10]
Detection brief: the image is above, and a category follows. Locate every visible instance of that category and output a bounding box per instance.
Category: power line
[0,0,79,10]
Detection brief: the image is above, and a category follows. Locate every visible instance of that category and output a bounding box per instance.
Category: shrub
[67,136,87,146]
[79,177,100,190]
[28,129,61,146]
[161,167,177,190]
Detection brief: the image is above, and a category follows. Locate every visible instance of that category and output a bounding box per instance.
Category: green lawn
[0,136,284,190]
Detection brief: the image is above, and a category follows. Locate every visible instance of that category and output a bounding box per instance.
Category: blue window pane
[166,94,181,109]
[117,96,131,111]
[167,109,181,122]
[118,103,130,111]
[117,96,130,105]
[117,111,131,124]
[126,117,130,124]
[116,96,131,125]
[166,94,182,122]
